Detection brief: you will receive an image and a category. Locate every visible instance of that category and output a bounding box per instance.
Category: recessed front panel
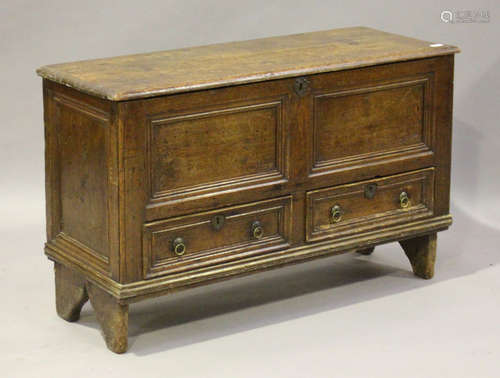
[311,73,434,176]
[148,100,287,201]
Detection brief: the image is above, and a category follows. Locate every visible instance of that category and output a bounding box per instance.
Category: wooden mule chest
[37,27,459,353]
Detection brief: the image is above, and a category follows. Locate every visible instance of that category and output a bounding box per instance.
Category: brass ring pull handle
[172,237,186,256]
[330,204,342,223]
[251,221,264,240]
[400,191,410,208]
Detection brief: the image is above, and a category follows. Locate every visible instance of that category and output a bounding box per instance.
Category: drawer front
[143,196,292,278]
[306,168,435,242]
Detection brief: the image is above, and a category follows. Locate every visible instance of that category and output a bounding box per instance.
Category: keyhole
[211,215,225,231]
[294,78,309,96]
[364,183,378,199]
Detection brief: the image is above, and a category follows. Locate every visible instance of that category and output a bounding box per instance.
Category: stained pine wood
[40,28,458,353]
[37,27,458,101]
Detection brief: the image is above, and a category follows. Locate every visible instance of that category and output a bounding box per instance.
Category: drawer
[306,168,435,242]
[143,196,292,278]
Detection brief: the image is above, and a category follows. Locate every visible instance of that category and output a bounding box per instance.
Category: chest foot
[54,262,88,322]
[86,282,129,354]
[357,247,375,255]
[400,233,437,279]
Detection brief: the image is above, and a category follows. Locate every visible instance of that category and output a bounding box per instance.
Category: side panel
[432,55,454,216]
[44,81,120,280]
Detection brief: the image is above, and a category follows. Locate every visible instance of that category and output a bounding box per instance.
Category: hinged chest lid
[36,27,458,101]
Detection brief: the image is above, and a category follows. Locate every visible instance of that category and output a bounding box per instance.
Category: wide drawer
[143,196,292,278]
[306,168,435,242]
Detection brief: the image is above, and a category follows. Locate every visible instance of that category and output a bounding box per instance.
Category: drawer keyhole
[364,183,377,199]
[211,215,225,231]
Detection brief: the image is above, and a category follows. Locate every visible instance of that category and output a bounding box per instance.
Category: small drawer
[143,196,292,278]
[306,168,435,242]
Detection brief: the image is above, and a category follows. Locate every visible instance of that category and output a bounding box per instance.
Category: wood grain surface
[36,27,458,101]
[41,27,457,352]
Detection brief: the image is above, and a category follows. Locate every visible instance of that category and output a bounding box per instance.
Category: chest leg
[400,233,437,279]
[357,246,375,256]
[54,262,88,322]
[86,282,129,354]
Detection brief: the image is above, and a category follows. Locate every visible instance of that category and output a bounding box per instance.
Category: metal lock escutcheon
[294,77,310,97]
[211,214,225,231]
[364,183,378,199]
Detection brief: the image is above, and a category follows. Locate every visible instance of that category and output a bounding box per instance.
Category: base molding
[46,214,452,304]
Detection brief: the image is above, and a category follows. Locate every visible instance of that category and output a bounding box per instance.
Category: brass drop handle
[400,191,410,208]
[330,204,342,223]
[251,221,264,240]
[172,237,186,256]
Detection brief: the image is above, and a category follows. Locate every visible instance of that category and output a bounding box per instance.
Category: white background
[1,1,499,377]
